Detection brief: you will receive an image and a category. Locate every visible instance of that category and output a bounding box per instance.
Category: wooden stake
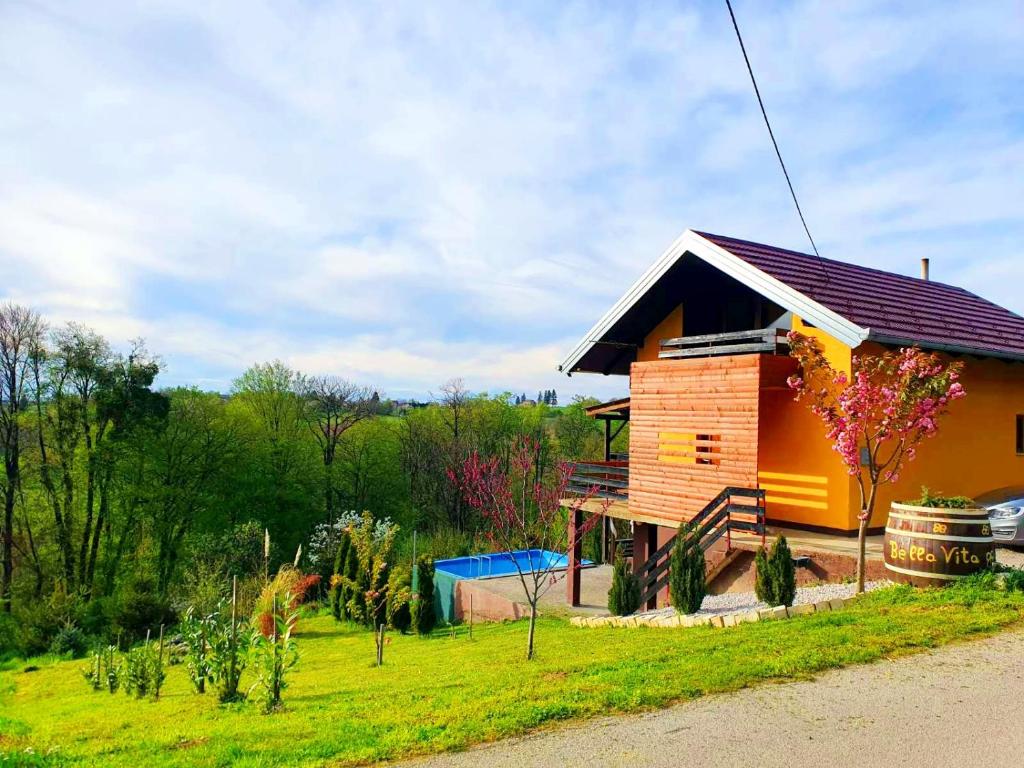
[469,595,473,640]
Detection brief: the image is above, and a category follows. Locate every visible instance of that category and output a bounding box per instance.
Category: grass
[1,582,1022,767]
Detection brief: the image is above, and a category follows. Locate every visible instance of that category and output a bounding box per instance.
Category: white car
[977,487,1024,546]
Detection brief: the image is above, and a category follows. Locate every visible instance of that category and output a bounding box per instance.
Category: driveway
[400,629,1024,767]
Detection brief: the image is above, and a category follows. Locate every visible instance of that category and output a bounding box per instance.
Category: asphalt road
[400,629,1024,768]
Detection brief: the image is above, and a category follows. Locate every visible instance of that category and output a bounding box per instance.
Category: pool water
[434,549,591,580]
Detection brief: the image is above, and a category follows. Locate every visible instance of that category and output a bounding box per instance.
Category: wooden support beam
[567,507,583,607]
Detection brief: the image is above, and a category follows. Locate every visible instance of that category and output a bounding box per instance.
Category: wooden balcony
[659,328,789,360]
[567,460,628,502]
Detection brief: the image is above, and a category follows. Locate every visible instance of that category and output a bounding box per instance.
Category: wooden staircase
[634,487,765,610]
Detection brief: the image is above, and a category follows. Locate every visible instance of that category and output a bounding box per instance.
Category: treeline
[0,303,625,656]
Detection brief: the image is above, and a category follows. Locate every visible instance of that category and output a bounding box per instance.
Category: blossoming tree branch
[452,436,607,660]
[787,332,966,591]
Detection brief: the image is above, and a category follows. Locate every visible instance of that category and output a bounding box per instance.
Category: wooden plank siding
[627,355,763,525]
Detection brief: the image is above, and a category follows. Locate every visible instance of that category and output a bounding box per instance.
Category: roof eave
[866,332,1024,363]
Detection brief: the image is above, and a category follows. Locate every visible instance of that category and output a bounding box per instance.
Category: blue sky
[1,1,1022,400]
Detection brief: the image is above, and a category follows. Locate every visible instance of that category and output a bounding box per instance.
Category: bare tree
[0,303,45,611]
[301,375,376,522]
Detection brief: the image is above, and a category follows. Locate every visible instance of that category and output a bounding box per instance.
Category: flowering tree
[787,332,966,591]
[453,436,607,659]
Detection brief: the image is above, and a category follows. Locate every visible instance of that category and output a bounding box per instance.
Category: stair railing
[634,487,765,610]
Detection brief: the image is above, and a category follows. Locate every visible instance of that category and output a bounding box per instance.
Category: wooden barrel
[884,502,995,586]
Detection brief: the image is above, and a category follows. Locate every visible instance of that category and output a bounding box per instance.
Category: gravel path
[400,629,1024,768]
[633,580,889,620]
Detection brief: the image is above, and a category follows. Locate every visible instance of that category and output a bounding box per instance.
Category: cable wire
[724,0,828,281]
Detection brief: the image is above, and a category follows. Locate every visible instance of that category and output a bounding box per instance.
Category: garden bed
[574,581,890,628]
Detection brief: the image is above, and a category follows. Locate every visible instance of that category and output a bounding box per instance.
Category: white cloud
[0,0,1021,400]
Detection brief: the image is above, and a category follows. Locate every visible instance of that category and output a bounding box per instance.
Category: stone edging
[570,595,859,629]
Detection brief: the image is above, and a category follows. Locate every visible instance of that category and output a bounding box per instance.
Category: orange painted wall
[756,316,859,531]
[758,326,1024,532]
[859,343,1024,521]
[636,305,683,362]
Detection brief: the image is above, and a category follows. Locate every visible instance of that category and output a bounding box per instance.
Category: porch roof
[584,397,630,420]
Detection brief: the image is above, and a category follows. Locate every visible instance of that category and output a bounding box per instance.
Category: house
[560,229,1024,607]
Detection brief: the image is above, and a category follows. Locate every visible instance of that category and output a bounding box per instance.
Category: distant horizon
[3,2,1021,402]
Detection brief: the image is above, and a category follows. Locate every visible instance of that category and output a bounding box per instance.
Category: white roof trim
[559,229,869,374]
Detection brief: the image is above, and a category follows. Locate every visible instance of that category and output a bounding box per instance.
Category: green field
[2,584,1022,767]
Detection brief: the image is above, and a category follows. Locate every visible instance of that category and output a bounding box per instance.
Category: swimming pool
[434,549,591,580]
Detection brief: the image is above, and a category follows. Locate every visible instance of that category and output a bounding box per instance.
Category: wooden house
[560,229,1024,607]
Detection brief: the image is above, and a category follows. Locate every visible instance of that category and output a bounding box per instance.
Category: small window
[696,434,720,465]
[1017,415,1024,455]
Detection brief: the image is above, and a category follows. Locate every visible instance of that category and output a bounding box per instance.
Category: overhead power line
[724,0,829,282]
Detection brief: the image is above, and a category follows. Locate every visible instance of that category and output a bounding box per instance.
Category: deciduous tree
[787,332,965,591]
[453,436,606,659]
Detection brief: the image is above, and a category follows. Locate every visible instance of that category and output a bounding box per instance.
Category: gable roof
[560,229,1024,374]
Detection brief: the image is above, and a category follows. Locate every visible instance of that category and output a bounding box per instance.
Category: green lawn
[2,584,1023,767]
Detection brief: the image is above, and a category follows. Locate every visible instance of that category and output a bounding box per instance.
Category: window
[1017,415,1024,455]
[696,433,720,465]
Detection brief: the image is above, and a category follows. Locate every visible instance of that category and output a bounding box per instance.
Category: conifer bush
[386,566,412,633]
[755,535,797,607]
[669,523,706,614]
[411,558,436,635]
[331,531,352,620]
[607,556,641,616]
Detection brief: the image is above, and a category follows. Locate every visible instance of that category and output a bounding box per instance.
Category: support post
[632,522,659,610]
[567,507,583,607]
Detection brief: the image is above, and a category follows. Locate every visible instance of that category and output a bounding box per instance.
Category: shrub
[910,486,976,509]
[339,512,402,628]
[13,598,67,658]
[83,647,103,691]
[49,623,89,658]
[420,527,473,560]
[0,612,19,659]
[411,557,436,635]
[386,566,412,633]
[180,607,214,693]
[104,645,121,694]
[115,576,175,643]
[76,596,117,643]
[669,523,706,614]
[330,530,352,620]
[340,537,359,619]
[123,644,150,698]
[1003,569,1024,593]
[755,535,797,607]
[607,556,641,616]
[253,567,318,637]
[249,597,299,713]
[209,597,253,703]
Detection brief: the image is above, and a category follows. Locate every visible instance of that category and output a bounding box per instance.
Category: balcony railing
[568,460,628,501]
[659,328,790,359]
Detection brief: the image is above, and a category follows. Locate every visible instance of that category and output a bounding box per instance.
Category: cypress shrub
[341,539,359,620]
[330,531,351,621]
[411,558,436,635]
[754,546,772,604]
[607,556,641,616]
[669,523,706,614]
[770,536,796,607]
[387,567,412,633]
[755,535,797,607]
